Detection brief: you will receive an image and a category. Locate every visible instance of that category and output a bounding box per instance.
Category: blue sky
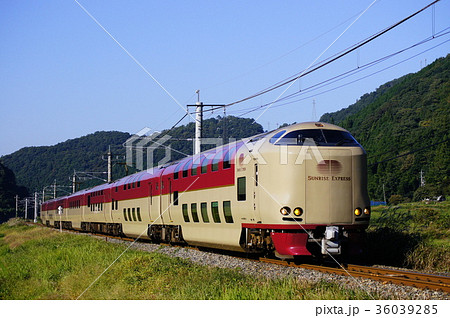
[0,0,449,156]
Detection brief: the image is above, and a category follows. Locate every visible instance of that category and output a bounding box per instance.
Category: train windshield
[274,129,360,147]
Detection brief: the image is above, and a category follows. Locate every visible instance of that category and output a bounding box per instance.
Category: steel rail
[259,258,450,293]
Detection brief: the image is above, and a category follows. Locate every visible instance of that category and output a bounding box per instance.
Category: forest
[0,55,448,220]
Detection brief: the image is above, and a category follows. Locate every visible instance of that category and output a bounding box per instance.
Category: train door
[305,150,353,224]
[252,163,261,222]
[148,182,154,221]
[106,189,112,223]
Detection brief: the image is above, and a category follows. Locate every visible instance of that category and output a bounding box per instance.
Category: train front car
[238,122,370,259]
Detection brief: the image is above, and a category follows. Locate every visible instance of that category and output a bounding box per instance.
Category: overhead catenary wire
[226,32,450,117]
[199,0,441,117]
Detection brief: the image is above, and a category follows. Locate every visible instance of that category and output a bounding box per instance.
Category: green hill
[0,116,263,196]
[320,55,450,201]
[0,162,29,222]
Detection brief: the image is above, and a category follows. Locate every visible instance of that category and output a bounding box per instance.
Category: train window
[269,130,286,144]
[201,155,208,174]
[182,204,190,222]
[132,208,136,221]
[212,151,222,172]
[174,171,179,179]
[128,208,132,222]
[191,156,200,176]
[115,200,118,210]
[123,208,128,221]
[223,201,233,223]
[123,185,126,191]
[211,201,221,223]
[128,184,131,190]
[191,203,199,223]
[223,150,231,169]
[132,183,135,189]
[200,202,209,223]
[182,160,191,178]
[237,177,246,201]
[173,191,179,206]
[112,199,115,210]
[137,207,142,222]
[274,129,359,147]
[137,181,140,187]
[115,186,118,192]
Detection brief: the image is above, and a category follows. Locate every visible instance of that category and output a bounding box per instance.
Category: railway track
[260,258,450,293]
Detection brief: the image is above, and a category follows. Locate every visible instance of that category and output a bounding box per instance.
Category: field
[0,219,374,300]
[366,201,450,272]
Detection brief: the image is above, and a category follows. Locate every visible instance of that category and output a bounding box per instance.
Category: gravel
[96,235,449,300]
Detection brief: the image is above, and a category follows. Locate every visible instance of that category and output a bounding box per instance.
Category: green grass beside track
[366,201,450,272]
[0,220,376,300]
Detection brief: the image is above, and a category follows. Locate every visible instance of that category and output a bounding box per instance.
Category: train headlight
[364,207,370,215]
[293,207,303,216]
[280,206,291,215]
[354,208,362,216]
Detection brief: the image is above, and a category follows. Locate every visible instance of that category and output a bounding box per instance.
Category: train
[41,122,370,259]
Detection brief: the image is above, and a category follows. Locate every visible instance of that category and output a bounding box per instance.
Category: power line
[220,0,441,110]
[222,30,449,118]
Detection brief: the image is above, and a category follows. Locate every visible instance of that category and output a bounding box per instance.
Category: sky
[0,0,449,156]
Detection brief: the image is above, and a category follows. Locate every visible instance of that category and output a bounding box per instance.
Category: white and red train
[41,122,370,258]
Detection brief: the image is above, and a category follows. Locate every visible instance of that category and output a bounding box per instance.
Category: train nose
[305,150,353,224]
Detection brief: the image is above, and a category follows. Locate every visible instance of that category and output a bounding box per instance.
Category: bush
[388,194,408,205]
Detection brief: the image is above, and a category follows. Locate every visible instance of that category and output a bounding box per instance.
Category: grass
[0,220,378,300]
[366,201,450,272]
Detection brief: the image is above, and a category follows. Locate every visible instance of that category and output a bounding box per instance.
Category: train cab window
[112,199,115,210]
[123,208,128,221]
[237,177,246,201]
[223,201,233,223]
[137,207,142,222]
[274,129,359,146]
[269,130,286,144]
[211,201,221,223]
[191,203,199,223]
[173,191,179,206]
[132,208,137,221]
[200,202,209,223]
[182,204,190,222]
[127,208,132,222]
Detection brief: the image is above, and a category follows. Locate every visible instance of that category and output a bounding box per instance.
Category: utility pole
[15,195,19,218]
[107,146,112,183]
[72,172,77,193]
[194,90,203,155]
[187,91,225,155]
[53,179,57,199]
[25,198,28,220]
[420,170,425,187]
[34,192,38,223]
